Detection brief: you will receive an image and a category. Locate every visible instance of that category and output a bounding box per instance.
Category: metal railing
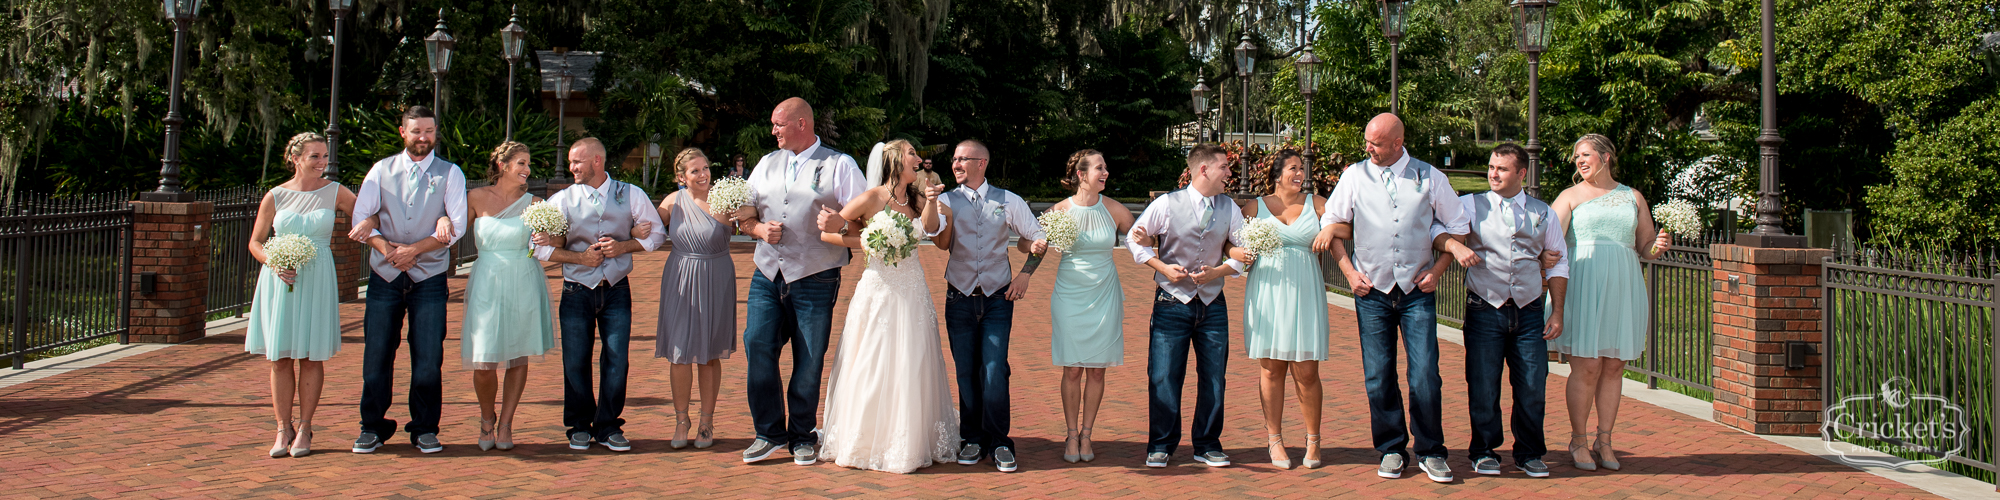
[198,186,267,317]
[0,191,135,369]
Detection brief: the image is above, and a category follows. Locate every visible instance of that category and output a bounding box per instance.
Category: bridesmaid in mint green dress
[458,142,555,451]
[246,133,357,458]
[1237,150,1329,469]
[1549,134,1672,472]
[1042,150,1135,463]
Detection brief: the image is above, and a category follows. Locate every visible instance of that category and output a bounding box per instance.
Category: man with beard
[346,106,468,454]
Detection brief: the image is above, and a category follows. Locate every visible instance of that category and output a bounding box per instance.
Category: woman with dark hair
[458,141,555,451]
[1040,149,1135,463]
[1237,149,1330,469]
[652,147,737,450]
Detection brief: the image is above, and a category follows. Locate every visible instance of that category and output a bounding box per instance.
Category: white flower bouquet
[1236,218,1283,260]
[862,210,921,266]
[263,233,316,292]
[1653,198,1704,237]
[522,201,568,257]
[708,176,752,216]
[1038,209,1079,253]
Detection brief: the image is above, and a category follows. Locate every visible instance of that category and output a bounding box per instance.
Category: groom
[931,139,1046,473]
[736,97,867,466]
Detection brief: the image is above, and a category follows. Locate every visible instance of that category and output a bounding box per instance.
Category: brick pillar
[332,212,364,302]
[1710,244,1833,435]
[128,201,213,343]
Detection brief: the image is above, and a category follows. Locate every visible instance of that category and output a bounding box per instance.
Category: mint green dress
[1244,198,1329,361]
[1048,198,1123,367]
[245,184,341,361]
[460,194,556,370]
[1552,184,1648,360]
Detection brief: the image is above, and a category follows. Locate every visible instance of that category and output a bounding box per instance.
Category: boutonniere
[426,176,439,195]
[991,205,1006,218]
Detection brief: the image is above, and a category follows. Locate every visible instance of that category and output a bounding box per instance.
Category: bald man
[1312,113,1470,483]
[531,137,667,452]
[734,97,867,465]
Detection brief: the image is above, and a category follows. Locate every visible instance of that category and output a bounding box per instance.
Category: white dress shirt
[935,182,1043,241]
[351,150,468,245]
[749,137,868,206]
[1128,188,1248,275]
[531,179,668,267]
[1431,190,1571,279]
[1319,147,1471,235]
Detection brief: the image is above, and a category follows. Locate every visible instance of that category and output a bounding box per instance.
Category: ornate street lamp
[1234,35,1257,151]
[321,0,353,181]
[1379,0,1409,114]
[1512,0,1555,199]
[1191,76,1211,143]
[1296,46,1322,193]
[141,0,202,203]
[500,5,527,142]
[554,54,573,168]
[1738,0,1804,247]
[423,10,455,121]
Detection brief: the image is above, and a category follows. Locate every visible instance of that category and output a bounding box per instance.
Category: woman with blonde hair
[245,132,358,457]
[459,141,556,451]
[652,147,738,449]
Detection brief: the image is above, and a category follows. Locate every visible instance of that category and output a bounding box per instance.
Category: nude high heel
[1569,433,1598,471]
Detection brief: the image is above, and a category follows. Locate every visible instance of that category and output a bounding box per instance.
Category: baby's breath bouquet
[708,177,752,216]
[263,234,317,292]
[1038,209,1079,253]
[1236,218,1284,260]
[862,210,921,266]
[1653,198,1704,237]
[521,201,568,257]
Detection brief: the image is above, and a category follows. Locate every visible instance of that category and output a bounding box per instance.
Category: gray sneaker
[1517,458,1552,478]
[1193,450,1230,467]
[1419,456,1454,483]
[351,431,382,454]
[1473,456,1502,475]
[742,438,779,463]
[957,443,983,465]
[792,443,818,465]
[600,433,631,452]
[1145,452,1170,468]
[413,433,444,454]
[993,446,1018,472]
[1377,454,1405,478]
[568,431,593,450]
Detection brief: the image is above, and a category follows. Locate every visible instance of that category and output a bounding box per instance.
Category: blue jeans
[1463,293,1549,463]
[560,279,633,440]
[359,271,449,441]
[945,285,1014,453]
[1354,287,1446,460]
[742,268,841,446]
[1146,289,1229,455]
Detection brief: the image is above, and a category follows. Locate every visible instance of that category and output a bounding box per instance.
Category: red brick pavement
[0,244,1935,498]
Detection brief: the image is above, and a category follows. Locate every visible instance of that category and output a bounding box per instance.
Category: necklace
[892,191,910,207]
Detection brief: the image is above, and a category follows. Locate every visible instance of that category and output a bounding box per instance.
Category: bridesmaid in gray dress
[654,147,736,450]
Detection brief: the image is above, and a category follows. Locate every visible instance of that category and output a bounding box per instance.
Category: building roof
[537,51,602,93]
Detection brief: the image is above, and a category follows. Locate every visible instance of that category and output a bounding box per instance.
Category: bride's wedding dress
[817,246,958,473]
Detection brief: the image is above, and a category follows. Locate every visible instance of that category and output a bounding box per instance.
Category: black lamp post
[1379,0,1409,114]
[1511,0,1555,199]
[500,6,527,142]
[1737,0,1804,247]
[1296,46,1321,194]
[1191,77,1210,144]
[321,0,352,181]
[1234,35,1257,150]
[554,54,573,168]
[423,10,455,121]
[141,0,202,203]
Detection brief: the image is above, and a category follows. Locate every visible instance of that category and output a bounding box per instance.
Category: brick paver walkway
[0,244,1935,498]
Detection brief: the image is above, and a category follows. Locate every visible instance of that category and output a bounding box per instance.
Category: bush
[1864,98,2000,247]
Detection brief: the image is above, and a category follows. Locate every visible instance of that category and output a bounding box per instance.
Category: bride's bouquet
[522,201,569,257]
[707,177,752,216]
[1653,198,1704,237]
[1236,218,1283,261]
[263,233,316,292]
[863,210,921,266]
[1038,209,1079,253]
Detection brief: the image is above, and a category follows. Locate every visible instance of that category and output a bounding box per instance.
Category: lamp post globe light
[320,0,354,181]
[424,9,455,121]
[1295,46,1321,194]
[1511,0,1555,199]
[1739,0,1804,247]
[500,5,527,142]
[1191,76,1210,143]
[142,0,202,202]
[1379,0,1408,114]
[1234,34,1257,152]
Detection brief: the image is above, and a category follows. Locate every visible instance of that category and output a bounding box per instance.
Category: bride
[814,139,958,473]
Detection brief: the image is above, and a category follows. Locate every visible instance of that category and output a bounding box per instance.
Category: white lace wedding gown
[818,247,959,474]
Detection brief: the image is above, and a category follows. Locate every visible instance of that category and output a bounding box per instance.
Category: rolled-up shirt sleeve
[1427,167,1471,236]
[1222,203,1247,274]
[1430,194,1474,241]
[351,163,383,224]
[443,167,469,245]
[629,185,666,251]
[1127,200,1170,265]
[826,155,868,206]
[1320,167,1359,227]
[1542,216,1572,279]
[532,189,571,262]
[1005,192,1045,241]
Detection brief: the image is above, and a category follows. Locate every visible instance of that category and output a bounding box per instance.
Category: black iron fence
[0,191,135,369]
[198,186,267,317]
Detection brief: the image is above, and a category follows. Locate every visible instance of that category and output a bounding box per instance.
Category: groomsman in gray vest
[930,139,1046,473]
[530,138,665,452]
[1436,143,1568,478]
[1312,113,1471,483]
[1125,143,1246,469]
[735,98,867,465]
[346,106,467,454]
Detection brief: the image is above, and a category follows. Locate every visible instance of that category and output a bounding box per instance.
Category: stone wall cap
[130,200,216,216]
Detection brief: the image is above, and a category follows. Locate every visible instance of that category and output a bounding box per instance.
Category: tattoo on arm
[1021,253,1045,275]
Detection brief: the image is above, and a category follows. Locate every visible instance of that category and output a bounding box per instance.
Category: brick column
[128,201,213,343]
[1710,244,1833,435]
[333,212,364,302]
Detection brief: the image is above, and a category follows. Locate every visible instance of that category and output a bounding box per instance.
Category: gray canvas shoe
[1473,457,1502,475]
[351,431,383,454]
[1419,456,1454,483]
[1193,450,1230,467]
[568,432,593,451]
[413,433,444,454]
[1145,452,1170,468]
[600,433,631,452]
[994,447,1018,472]
[957,443,983,465]
[742,438,779,463]
[1377,454,1405,478]
[792,443,818,465]
[1517,458,1552,478]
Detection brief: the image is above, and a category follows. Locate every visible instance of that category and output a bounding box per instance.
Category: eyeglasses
[953,157,987,164]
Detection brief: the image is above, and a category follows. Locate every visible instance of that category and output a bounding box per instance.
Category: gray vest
[368,155,459,282]
[1462,193,1555,308]
[1351,156,1442,293]
[750,146,852,282]
[556,180,638,287]
[944,186,1016,294]
[1154,190,1232,304]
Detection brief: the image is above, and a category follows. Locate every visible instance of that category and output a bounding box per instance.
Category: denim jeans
[742,268,842,446]
[1463,292,1549,463]
[1146,289,1229,455]
[560,279,633,440]
[945,285,1015,453]
[1353,287,1446,460]
[359,271,449,441]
